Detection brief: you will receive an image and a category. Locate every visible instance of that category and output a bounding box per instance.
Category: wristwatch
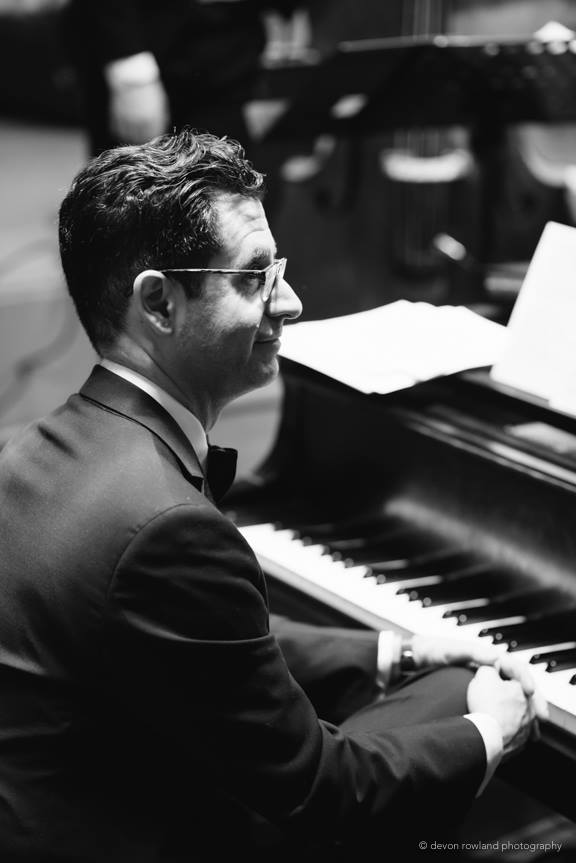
[399,638,417,674]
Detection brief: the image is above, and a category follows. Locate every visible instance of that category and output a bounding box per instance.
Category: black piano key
[528,648,576,672]
[546,659,576,674]
[398,566,490,602]
[282,514,403,543]
[398,567,520,605]
[478,609,576,650]
[323,526,412,553]
[372,550,478,581]
[445,587,569,624]
[341,533,447,566]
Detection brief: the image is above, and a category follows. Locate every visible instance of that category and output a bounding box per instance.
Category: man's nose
[267,277,303,321]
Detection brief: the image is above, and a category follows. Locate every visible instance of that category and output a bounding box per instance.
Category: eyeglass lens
[263,260,285,303]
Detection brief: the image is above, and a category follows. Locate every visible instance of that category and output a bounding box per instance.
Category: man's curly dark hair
[58,128,265,350]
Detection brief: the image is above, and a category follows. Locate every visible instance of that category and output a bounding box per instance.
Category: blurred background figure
[60,0,309,161]
[60,0,313,230]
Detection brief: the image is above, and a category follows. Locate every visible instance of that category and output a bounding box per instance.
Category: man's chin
[254,357,280,390]
[258,358,279,386]
[233,359,279,401]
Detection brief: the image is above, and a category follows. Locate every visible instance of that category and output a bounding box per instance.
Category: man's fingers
[466,645,503,667]
[495,654,535,696]
[494,654,550,722]
[472,664,499,682]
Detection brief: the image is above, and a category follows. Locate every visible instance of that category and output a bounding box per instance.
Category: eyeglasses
[161,257,287,304]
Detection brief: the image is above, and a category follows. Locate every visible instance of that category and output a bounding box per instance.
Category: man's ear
[132,270,176,335]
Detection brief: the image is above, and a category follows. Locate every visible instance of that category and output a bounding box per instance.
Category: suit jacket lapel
[79,365,205,492]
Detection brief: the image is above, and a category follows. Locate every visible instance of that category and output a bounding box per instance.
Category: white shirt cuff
[464,713,504,796]
[376,631,402,690]
[104,52,161,88]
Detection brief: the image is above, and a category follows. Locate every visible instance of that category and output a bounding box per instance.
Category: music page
[279,299,506,395]
[490,221,576,413]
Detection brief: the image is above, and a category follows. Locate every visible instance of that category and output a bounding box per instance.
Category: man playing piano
[0,128,547,862]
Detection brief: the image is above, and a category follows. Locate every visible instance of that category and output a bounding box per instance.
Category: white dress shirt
[100,359,209,471]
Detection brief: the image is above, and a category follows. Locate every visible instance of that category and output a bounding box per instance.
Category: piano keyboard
[238,520,576,737]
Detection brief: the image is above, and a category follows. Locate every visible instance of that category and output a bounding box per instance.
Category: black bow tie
[205,445,238,503]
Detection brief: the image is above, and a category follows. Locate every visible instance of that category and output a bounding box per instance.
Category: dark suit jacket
[0,366,485,861]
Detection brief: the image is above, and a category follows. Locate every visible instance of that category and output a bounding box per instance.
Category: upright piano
[225,358,576,820]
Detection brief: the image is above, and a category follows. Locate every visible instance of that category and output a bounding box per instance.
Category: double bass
[380,0,478,282]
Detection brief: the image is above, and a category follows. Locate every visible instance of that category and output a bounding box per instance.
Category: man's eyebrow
[242,247,277,269]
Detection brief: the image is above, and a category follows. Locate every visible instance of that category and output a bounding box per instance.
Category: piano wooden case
[226,358,576,821]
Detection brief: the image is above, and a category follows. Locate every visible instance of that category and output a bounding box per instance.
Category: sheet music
[279,300,506,395]
[490,221,576,414]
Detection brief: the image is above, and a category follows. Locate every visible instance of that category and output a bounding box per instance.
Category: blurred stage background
[2,0,576,478]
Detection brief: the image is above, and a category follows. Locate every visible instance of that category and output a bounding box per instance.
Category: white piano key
[541,668,576,684]
[456,615,526,634]
[380,575,444,588]
[424,598,490,610]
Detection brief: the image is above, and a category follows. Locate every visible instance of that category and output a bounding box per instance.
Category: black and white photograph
[1,1,576,860]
